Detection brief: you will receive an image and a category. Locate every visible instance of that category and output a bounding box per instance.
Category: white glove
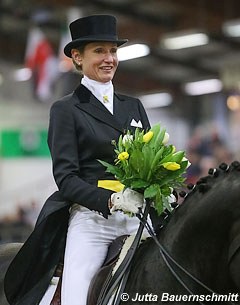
[110,188,144,214]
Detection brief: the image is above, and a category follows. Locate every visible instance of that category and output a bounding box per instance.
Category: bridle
[137,209,237,305]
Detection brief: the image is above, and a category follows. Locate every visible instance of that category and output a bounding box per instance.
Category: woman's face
[72,42,119,83]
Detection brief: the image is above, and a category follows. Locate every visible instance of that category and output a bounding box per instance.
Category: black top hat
[64,15,128,57]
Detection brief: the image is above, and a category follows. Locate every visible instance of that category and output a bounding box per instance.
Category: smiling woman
[71,42,119,83]
[4,14,156,305]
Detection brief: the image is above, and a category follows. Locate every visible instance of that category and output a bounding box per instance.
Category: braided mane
[124,161,240,301]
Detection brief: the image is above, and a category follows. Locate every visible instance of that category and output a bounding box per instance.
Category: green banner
[0,129,50,158]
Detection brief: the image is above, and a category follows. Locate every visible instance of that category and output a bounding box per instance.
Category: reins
[96,200,151,305]
[137,211,236,305]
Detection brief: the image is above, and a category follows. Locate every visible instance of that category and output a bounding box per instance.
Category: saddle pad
[112,234,136,275]
[87,233,147,305]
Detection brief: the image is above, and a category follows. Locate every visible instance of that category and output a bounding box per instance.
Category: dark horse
[1,161,240,304]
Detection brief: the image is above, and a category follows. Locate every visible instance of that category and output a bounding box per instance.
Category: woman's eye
[95,48,103,53]
[94,48,117,54]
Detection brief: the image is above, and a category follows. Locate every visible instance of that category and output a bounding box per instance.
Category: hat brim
[64,38,128,57]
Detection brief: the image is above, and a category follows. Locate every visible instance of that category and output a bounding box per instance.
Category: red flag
[25,27,59,102]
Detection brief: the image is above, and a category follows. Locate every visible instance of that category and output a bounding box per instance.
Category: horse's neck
[128,164,240,294]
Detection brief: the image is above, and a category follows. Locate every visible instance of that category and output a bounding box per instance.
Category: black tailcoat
[4,84,150,305]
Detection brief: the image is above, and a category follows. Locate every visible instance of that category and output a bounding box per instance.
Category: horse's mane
[182,160,239,194]
[126,161,240,297]
[163,161,240,228]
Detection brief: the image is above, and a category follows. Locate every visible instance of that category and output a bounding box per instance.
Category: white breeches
[39,205,150,305]
[62,205,145,305]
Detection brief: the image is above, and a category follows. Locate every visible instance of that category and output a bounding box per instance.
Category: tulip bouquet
[99,124,189,215]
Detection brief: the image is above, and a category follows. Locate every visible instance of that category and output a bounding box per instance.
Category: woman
[4,14,151,305]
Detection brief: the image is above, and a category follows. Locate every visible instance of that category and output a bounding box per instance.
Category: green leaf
[162,145,174,158]
[130,179,149,189]
[141,145,154,177]
[162,195,173,212]
[180,160,189,171]
[98,160,122,177]
[98,159,114,170]
[148,124,166,150]
[171,151,185,163]
[129,149,144,173]
[161,185,172,197]
[147,146,164,180]
[159,150,183,165]
[154,190,163,215]
[144,184,160,198]
[156,168,185,187]
[116,134,124,152]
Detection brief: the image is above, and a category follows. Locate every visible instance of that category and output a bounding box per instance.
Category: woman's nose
[104,52,114,62]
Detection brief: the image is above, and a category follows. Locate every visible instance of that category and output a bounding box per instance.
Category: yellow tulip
[143,131,154,143]
[118,151,129,161]
[162,162,180,171]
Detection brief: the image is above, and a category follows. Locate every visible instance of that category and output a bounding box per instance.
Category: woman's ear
[71,49,82,66]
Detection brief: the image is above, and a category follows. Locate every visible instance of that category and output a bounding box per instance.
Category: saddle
[50,235,129,305]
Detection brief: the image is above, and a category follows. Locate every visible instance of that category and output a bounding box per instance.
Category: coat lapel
[74,84,127,133]
[113,93,131,128]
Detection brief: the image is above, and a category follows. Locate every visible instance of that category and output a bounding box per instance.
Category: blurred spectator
[212,143,233,165]
[0,199,40,243]
[186,124,234,184]
[185,149,202,184]
[199,156,217,176]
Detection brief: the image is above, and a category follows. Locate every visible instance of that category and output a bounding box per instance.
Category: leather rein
[96,200,151,305]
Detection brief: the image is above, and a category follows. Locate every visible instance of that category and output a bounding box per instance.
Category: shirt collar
[81,75,114,114]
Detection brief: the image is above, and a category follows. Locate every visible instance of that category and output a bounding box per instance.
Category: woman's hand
[110,188,144,214]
